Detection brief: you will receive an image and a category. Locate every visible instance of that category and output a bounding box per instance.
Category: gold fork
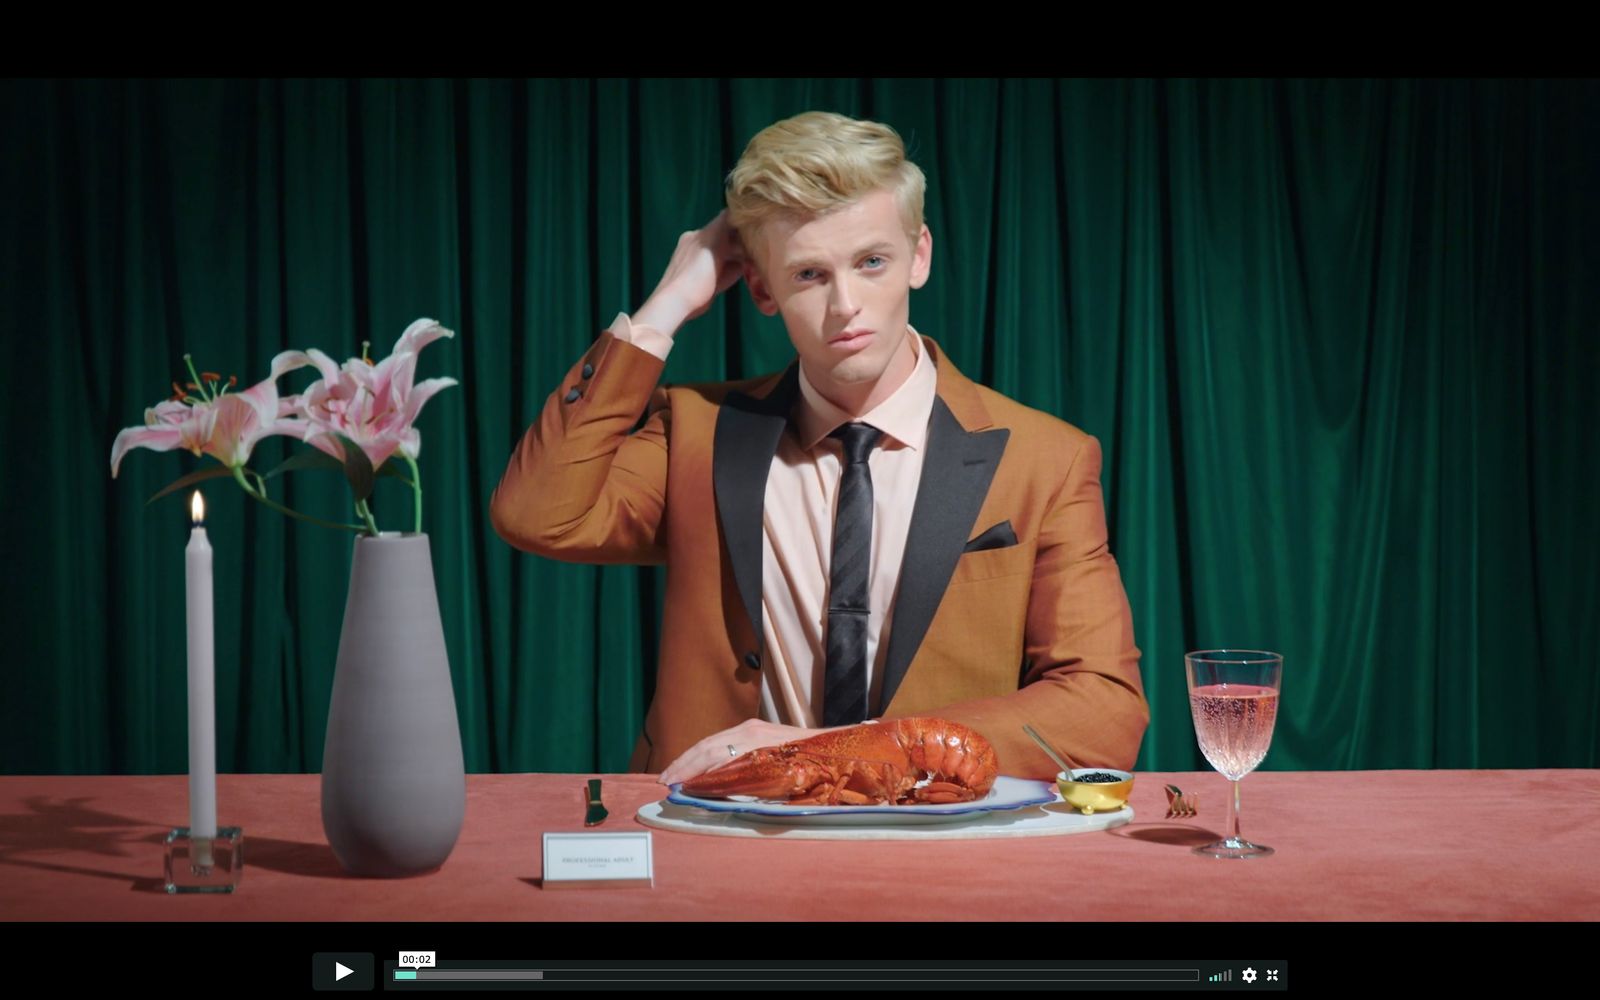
[1164,783,1199,819]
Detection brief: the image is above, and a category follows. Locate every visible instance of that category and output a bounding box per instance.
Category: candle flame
[191,491,205,525]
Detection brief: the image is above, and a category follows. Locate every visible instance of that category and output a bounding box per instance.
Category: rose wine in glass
[1186,650,1282,859]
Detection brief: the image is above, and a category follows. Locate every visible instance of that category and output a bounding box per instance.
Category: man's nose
[828,276,861,318]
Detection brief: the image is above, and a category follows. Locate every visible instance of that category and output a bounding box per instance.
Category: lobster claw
[680,747,908,805]
[679,747,817,800]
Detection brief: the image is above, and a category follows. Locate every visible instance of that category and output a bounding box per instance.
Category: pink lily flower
[276,318,458,470]
[110,355,308,477]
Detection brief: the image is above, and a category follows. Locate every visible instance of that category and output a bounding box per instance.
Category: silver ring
[727,744,738,758]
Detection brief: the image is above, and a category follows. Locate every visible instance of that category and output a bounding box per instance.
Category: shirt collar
[794,326,936,452]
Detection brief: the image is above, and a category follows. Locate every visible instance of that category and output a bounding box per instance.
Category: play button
[313,953,374,990]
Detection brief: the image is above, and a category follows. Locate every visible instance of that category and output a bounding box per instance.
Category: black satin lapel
[878,397,1009,710]
[712,365,799,643]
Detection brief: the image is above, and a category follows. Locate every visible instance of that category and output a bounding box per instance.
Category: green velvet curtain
[4,78,1594,776]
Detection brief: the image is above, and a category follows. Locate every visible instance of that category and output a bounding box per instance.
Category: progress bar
[397,970,1189,983]
[397,971,544,981]
[381,960,1287,991]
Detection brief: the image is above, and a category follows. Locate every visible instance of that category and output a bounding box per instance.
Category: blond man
[491,111,1148,784]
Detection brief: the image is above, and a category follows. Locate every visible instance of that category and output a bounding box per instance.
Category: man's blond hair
[725,111,926,262]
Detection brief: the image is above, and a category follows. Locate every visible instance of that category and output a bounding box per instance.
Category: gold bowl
[1055,768,1134,815]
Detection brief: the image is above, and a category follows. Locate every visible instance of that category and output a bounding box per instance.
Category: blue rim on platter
[665,775,1057,822]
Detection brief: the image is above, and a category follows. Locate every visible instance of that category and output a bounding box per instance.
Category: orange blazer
[490,331,1148,780]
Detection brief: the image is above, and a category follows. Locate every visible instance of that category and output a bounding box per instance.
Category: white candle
[186,491,217,841]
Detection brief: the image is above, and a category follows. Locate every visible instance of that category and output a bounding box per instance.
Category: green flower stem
[232,467,366,534]
[405,455,423,534]
[354,498,380,536]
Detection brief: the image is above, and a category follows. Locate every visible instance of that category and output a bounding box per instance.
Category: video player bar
[366,959,1289,991]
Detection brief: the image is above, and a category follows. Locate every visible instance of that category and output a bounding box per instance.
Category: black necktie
[823,422,882,726]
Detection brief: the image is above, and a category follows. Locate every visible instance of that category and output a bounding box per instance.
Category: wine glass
[1185,650,1282,859]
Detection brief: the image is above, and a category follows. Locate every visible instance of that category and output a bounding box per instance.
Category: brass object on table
[584,779,608,826]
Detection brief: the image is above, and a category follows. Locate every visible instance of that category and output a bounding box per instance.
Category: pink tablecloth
[2,770,1596,921]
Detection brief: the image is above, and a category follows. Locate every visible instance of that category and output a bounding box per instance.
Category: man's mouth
[829,330,873,346]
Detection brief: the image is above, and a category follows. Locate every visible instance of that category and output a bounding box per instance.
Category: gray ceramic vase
[321,532,465,877]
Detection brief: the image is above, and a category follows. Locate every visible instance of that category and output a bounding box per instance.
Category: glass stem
[1228,779,1243,844]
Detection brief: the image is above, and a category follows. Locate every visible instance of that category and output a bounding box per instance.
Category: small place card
[541,832,654,889]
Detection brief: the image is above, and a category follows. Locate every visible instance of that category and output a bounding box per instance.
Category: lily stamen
[182,353,213,403]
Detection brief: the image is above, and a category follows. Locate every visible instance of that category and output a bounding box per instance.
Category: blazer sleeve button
[581,363,594,378]
[743,652,760,670]
[564,387,582,403]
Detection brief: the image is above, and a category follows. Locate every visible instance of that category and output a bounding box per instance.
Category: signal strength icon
[1209,970,1233,982]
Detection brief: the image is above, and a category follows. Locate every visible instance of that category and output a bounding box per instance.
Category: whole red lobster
[679,718,999,805]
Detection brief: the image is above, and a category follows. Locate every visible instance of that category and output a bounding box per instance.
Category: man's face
[745,188,932,400]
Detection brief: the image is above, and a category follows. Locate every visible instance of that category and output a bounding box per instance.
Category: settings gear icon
[1242,968,1258,984]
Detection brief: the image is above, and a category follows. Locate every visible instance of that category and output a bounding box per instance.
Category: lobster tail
[883,717,1000,801]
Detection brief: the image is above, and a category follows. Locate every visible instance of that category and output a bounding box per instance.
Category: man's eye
[863,255,886,268]
[796,268,820,281]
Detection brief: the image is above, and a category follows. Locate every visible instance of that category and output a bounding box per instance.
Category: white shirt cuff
[608,311,674,362]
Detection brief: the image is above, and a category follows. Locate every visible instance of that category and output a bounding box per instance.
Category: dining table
[4,768,1595,922]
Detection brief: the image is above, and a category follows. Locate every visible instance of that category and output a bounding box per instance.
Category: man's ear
[909,225,933,290]
[744,261,780,316]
